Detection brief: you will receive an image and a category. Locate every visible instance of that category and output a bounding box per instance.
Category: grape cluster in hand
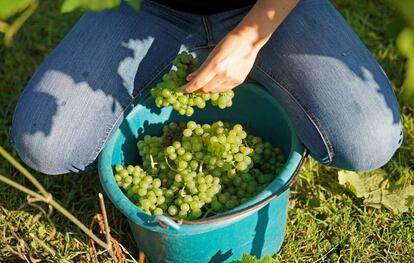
[151,52,235,116]
[114,121,285,220]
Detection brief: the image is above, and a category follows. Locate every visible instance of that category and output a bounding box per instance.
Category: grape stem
[202,208,215,219]
[149,154,157,169]
[179,187,187,197]
[164,156,178,172]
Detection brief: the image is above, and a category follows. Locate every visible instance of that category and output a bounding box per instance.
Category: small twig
[29,233,65,260]
[0,173,45,200]
[0,146,48,196]
[201,208,214,219]
[0,174,108,249]
[88,215,100,263]
[118,243,138,263]
[0,20,9,33]
[26,196,49,217]
[0,147,137,261]
[49,197,109,249]
[5,224,30,260]
[4,0,39,46]
[98,193,117,263]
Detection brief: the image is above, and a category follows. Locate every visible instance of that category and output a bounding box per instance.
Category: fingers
[200,75,237,93]
[199,75,225,93]
[207,82,236,93]
[186,71,197,81]
[181,65,215,93]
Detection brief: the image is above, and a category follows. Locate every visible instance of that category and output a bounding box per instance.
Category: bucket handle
[148,215,182,230]
[152,150,309,229]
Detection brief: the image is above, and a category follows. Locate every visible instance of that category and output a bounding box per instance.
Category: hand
[181,29,261,93]
[180,0,299,94]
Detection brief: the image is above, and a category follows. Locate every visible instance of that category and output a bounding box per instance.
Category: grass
[0,0,413,262]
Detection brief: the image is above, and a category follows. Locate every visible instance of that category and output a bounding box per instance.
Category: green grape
[157,196,166,205]
[140,199,151,210]
[211,200,222,211]
[177,147,185,155]
[115,165,124,172]
[152,178,162,188]
[153,208,163,216]
[114,120,285,221]
[183,195,193,203]
[151,52,236,116]
[183,128,192,137]
[168,205,178,216]
[187,121,197,130]
[180,203,190,212]
[119,170,128,178]
[178,210,188,218]
[114,174,122,182]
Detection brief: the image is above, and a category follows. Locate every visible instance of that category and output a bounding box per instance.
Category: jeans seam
[201,16,213,45]
[254,64,335,163]
[85,54,179,165]
[189,44,216,51]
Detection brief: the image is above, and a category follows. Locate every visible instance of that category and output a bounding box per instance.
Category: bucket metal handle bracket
[148,215,181,230]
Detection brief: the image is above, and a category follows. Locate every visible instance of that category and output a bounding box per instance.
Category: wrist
[229,25,268,52]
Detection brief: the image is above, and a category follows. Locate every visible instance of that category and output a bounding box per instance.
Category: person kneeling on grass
[10,0,403,174]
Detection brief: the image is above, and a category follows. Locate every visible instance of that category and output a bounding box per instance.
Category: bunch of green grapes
[150,51,235,116]
[114,121,285,220]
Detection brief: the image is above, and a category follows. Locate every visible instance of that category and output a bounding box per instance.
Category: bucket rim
[98,83,305,232]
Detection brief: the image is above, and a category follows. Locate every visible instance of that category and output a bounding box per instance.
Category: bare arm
[182,0,300,93]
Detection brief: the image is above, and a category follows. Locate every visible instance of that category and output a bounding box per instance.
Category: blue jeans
[10,0,403,175]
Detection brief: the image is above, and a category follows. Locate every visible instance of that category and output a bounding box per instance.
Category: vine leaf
[0,0,32,20]
[61,0,121,13]
[338,170,414,214]
[61,0,141,13]
[124,0,141,10]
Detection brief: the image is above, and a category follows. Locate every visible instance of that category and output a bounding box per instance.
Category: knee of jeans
[10,124,93,175]
[10,96,91,175]
[329,119,403,172]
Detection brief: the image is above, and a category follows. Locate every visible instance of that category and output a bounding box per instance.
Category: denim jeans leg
[10,2,205,175]
[250,0,403,171]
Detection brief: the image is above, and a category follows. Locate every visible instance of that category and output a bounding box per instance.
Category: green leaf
[61,0,121,13]
[338,170,414,214]
[0,0,32,20]
[382,185,414,213]
[338,170,385,198]
[124,0,141,10]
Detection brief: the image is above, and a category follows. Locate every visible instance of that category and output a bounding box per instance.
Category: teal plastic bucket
[98,83,305,263]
